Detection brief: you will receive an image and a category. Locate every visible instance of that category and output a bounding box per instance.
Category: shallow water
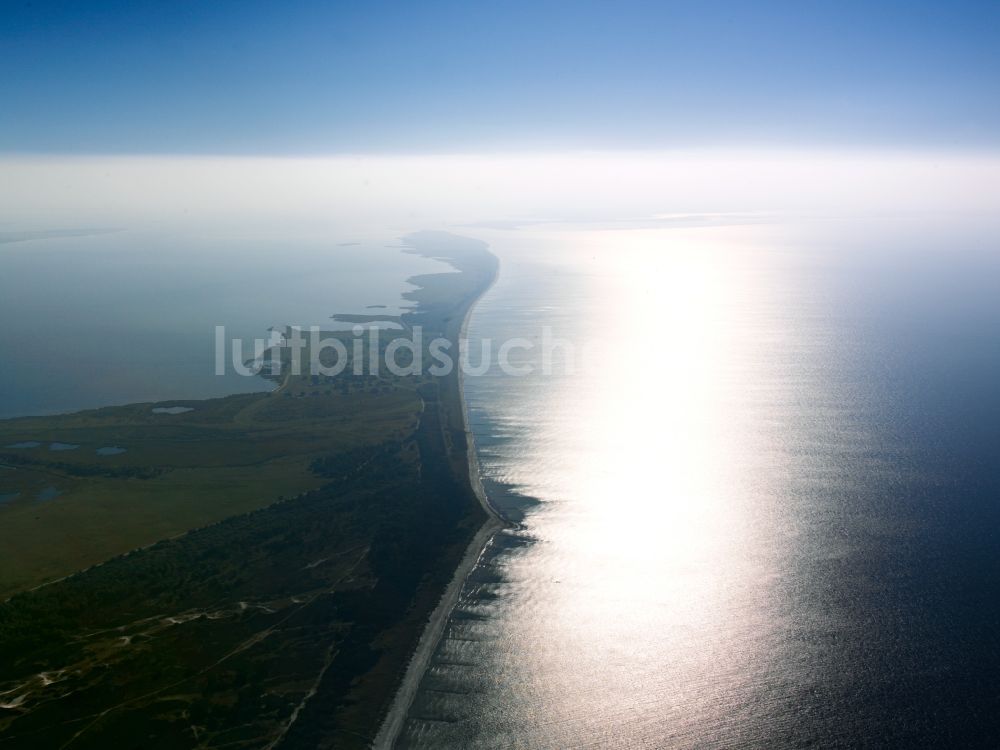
[36,486,61,501]
[399,218,1000,747]
[0,230,453,418]
[96,446,127,456]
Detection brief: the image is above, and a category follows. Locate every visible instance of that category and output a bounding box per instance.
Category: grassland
[0,387,418,598]
[0,231,499,748]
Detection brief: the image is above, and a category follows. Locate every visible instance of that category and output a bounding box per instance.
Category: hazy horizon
[4,151,1000,234]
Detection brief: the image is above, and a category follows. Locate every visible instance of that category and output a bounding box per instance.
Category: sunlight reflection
[511,227,794,740]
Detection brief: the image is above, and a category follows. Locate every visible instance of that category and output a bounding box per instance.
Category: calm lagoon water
[0,230,452,418]
[399,217,1000,748]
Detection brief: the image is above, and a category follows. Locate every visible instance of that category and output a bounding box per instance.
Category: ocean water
[399,218,1000,747]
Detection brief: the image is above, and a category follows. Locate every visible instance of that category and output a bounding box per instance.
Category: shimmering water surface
[399,219,1000,748]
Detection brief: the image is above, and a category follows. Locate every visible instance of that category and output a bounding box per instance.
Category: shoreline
[457,254,507,525]
[371,518,502,749]
[373,248,507,749]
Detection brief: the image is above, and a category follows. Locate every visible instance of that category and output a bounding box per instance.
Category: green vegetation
[0,388,418,598]
[0,231,499,748]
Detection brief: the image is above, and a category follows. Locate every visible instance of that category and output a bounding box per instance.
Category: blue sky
[3,0,999,153]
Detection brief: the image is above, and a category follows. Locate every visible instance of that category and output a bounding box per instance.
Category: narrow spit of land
[0,230,503,749]
[373,232,507,749]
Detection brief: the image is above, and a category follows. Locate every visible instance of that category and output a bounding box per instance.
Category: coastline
[373,247,507,749]
[457,253,507,525]
[371,519,502,749]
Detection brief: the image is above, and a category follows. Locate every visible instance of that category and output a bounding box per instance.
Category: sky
[3,0,1000,153]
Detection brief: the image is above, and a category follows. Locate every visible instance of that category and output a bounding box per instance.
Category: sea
[397,216,1000,748]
